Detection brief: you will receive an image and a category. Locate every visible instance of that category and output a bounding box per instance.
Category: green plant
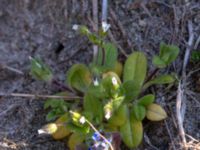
[31,25,179,149]
[191,51,200,62]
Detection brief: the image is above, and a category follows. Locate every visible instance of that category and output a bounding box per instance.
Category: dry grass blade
[0,93,82,101]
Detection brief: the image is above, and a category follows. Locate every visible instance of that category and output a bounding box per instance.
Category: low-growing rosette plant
[31,25,179,150]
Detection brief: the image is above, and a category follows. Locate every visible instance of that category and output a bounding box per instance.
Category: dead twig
[182,21,194,76]
[0,93,82,101]
[175,21,194,150]
[0,63,24,75]
[176,83,187,149]
[102,0,108,22]
[92,0,98,61]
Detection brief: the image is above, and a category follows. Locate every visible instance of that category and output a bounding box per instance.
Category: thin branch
[176,82,187,149]
[92,0,99,62]
[0,63,24,75]
[0,92,82,101]
[102,0,108,22]
[175,21,194,150]
[182,21,194,76]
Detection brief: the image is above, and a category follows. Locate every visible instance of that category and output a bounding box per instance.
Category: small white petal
[72,24,79,30]
[111,77,118,85]
[102,21,111,32]
[101,142,107,148]
[93,78,99,86]
[105,111,111,120]
[79,116,86,124]
[38,129,46,134]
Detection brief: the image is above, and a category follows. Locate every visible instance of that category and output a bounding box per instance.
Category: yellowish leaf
[52,113,71,140]
[146,104,167,121]
[68,133,85,150]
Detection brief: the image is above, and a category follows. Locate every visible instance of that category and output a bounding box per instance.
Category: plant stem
[102,0,108,22]
[102,47,106,66]
[92,0,99,64]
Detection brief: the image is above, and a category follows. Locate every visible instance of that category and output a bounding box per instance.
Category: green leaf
[68,133,86,150]
[46,110,58,121]
[44,92,69,109]
[138,94,155,107]
[97,43,118,71]
[153,43,179,68]
[83,93,103,123]
[30,57,53,82]
[44,92,69,121]
[67,64,92,93]
[131,104,146,121]
[120,112,143,148]
[122,81,140,103]
[152,56,166,68]
[123,52,147,90]
[108,104,128,127]
[191,51,200,62]
[143,74,175,89]
[160,42,179,63]
[87,82,106,99]
[67,122,90,134]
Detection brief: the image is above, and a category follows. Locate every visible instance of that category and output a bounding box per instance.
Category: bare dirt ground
[0,0,199,150]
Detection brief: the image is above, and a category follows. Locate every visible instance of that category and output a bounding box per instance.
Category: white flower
[93,78,99,86]
[38,129,46,134]
[72,24,79,31]
[38,123,57,135]
[111,77,118,85]
[102,21,111,32]
[79,116,86,124]
[105,111,111,120]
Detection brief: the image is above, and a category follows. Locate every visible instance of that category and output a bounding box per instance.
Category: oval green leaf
[138,94,155,107]
[146,103,167,121]
[122,80,140,102]
[30,57,53,82]
[108,104,128,127]
[152,55,167,68]
[143,74,175,89]
[120,115,143,148]
[131,104,146,121]
[68,133,85,150]
[123,52,147,90]
[84,93,103,123]
[66,64,92,93]
[159,42,179,65]
[97,43,118,71]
